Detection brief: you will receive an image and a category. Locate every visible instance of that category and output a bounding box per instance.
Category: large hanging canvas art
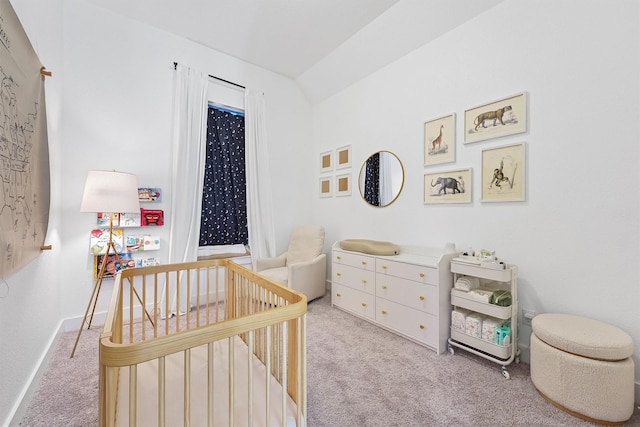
[0,0,50,278]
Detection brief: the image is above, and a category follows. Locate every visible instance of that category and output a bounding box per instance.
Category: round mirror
[358,151,404,207]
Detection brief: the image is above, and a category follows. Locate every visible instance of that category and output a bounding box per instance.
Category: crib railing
[98,259,307,427]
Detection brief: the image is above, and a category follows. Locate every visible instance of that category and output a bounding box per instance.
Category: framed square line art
[481,142,526,202]
[424,113,455,166]
[336,173,351,196]
[464,92,527,144]
[424,168,472,204]
[336,145,352,170]
[320,150,333,173]
[319,177,332,198]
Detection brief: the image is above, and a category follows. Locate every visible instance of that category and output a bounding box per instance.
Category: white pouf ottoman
[531,313,635,425]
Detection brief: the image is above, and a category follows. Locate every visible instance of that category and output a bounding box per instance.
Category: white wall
[2,0,640,424]
[0,0,64,424]
[2,0,314,424]
[311,0,640,379]
[57,0,314,321]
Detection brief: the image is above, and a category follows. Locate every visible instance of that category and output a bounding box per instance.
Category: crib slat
[158,356,165,427]
[247,330,254,426]
[129,365,137,427]
[265,326,272,426]
[207,342,214,427]
[184,348,191,426]
[281,320,288,427]
[228,336,234,427]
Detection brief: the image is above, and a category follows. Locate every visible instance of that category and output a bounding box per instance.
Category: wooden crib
[98,259,307,427]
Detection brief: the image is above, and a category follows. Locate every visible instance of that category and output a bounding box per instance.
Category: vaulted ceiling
[86,0,503,103]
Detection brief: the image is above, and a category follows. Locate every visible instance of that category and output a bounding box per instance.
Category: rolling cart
[447,257,519,379]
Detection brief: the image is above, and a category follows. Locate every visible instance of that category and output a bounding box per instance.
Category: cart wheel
[448,345,455,355]
[501,367,510,380]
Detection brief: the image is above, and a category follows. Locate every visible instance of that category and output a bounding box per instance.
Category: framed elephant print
[464,92,527,144]
[481,142,526,202]
[424,168,472,204]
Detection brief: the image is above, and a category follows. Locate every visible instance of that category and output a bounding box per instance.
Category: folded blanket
[468,288,494,303]
[454,276,480,292]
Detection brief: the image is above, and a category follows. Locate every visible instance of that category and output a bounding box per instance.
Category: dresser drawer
[376,259,436,285]
[332,283,375,320]
[332,263,375,295]
[333,250,375,271]
[375,298,437,346]
[376,273,437,314]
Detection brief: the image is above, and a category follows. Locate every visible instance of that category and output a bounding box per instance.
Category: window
[199,104,248,246]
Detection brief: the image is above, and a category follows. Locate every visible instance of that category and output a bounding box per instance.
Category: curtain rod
[173,62,245,89]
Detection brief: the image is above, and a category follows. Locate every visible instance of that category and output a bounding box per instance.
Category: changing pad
[339,239,400,256]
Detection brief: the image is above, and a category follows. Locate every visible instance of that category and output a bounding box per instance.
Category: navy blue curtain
[364,152,380,206]
[199,107,248,246]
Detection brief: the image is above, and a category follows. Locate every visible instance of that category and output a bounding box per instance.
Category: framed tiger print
[464,92,527,144]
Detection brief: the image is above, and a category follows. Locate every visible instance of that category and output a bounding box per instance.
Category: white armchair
[255,225,326,301]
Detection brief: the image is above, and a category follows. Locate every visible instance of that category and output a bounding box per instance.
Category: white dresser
[331,241,457,354]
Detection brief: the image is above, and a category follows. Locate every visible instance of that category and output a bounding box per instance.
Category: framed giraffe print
[424,113,455,166]
[481,142,526,202]
[464,92,527,144]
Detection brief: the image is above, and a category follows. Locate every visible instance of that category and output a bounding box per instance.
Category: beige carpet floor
[17,294,640,426]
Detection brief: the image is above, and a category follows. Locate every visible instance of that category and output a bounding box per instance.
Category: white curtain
[164,64,208,315]
[379,152,393,206]
[245,90,276,262]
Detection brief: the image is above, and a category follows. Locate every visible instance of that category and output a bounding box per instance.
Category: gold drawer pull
[361,261,367,265]
[419,273,425,278]
[336,293,342,297]
[337,256,342,260]
[361,279,367,284]
[419,324,425,330]
[381,265,388,269]
[419,296,425,301]
[381,285,388,289]
[381,310,387,315]
[361,303,367,307]
[336,272,341,277]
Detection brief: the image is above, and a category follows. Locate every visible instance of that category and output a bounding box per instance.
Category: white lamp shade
[80,170,141,213]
